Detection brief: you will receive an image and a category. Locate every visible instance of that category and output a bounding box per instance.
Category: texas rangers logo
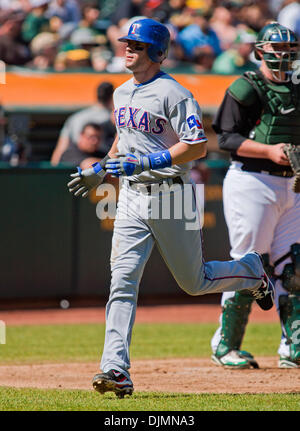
[130,23,141,34]
[187,114,203,130]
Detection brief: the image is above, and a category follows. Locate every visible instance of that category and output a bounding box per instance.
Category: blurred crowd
[0,0,300,74]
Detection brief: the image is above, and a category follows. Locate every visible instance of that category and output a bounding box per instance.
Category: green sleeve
[212,52,236,74]
[22,15,49,42]
[228,77,259,107]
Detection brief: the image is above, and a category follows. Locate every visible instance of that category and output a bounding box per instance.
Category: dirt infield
[1,358,300,394]
[2,304,299,394]
[0,303,278,326]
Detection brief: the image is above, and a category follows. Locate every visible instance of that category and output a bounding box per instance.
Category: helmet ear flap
[147,45,167,63]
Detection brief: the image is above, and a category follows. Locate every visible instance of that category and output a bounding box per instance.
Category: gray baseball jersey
[113,71,207,182]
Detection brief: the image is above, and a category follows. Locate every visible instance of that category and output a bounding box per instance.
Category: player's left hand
[105,153,150,177]
[67,163,106,197]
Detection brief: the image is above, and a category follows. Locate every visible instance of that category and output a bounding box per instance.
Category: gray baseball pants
[100,179,264,378]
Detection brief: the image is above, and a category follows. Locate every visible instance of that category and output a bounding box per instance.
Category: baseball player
[67,18,274,398]
[210,22,300,370]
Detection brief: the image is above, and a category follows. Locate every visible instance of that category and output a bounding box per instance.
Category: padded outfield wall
[0,161,230,300]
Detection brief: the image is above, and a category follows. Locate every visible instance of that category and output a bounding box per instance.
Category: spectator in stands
[0,105,29,165]
[193,44,216,72]
[295,13,300,38]
[218,1,245,27]
[46,0,81,25]
[278,0,300,34]
[78,1,102,35]
[70,27,107,47]
[0,0,21,9]
[96,0,122,22]
[0,0,31,15]
[48,14,74,41]
[68,27,111,71]
[0,106,9,161]
[0,0,284,72]
[178,8,222,60]
[169,6,194,32]
[212,29,258,74]
[54,0,111,71]
[237,1,269,33]
[27,31,59,69]
[210,5,239,50]
[190,160,211,185]
[161,22,185,69]
[51,81,115,165]
[0,10,31,65]
[44,0,81,42]
[143,0,187,23]
[22,0,50,43]
[54,47,92,70]
[269,0,285,16]
[59,122,107,169]
[90,44,113,71]
[109,0,144,28]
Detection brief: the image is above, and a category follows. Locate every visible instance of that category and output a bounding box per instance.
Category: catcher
[211,22,300,369]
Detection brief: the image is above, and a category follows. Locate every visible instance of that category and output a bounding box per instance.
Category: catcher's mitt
[283,144,300,193]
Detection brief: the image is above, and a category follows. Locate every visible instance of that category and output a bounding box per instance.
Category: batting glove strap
[92,162,105,176]
[105,150,172,177]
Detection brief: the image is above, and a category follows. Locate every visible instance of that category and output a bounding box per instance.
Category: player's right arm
[167,140,207,164]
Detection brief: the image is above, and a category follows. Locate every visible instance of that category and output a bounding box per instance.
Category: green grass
[0,387,300,411]
[0,322,291,411]
[0,322,282,364]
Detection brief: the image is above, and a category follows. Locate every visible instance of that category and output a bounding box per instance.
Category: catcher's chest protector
[230,71,300,145]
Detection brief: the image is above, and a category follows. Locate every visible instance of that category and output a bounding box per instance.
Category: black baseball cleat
[92,369,134,398]
[250,252,275,311]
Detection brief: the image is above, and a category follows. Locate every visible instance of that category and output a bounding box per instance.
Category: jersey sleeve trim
[180,137,208,144]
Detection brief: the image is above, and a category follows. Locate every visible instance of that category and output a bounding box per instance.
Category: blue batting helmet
[118,18,170,63]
